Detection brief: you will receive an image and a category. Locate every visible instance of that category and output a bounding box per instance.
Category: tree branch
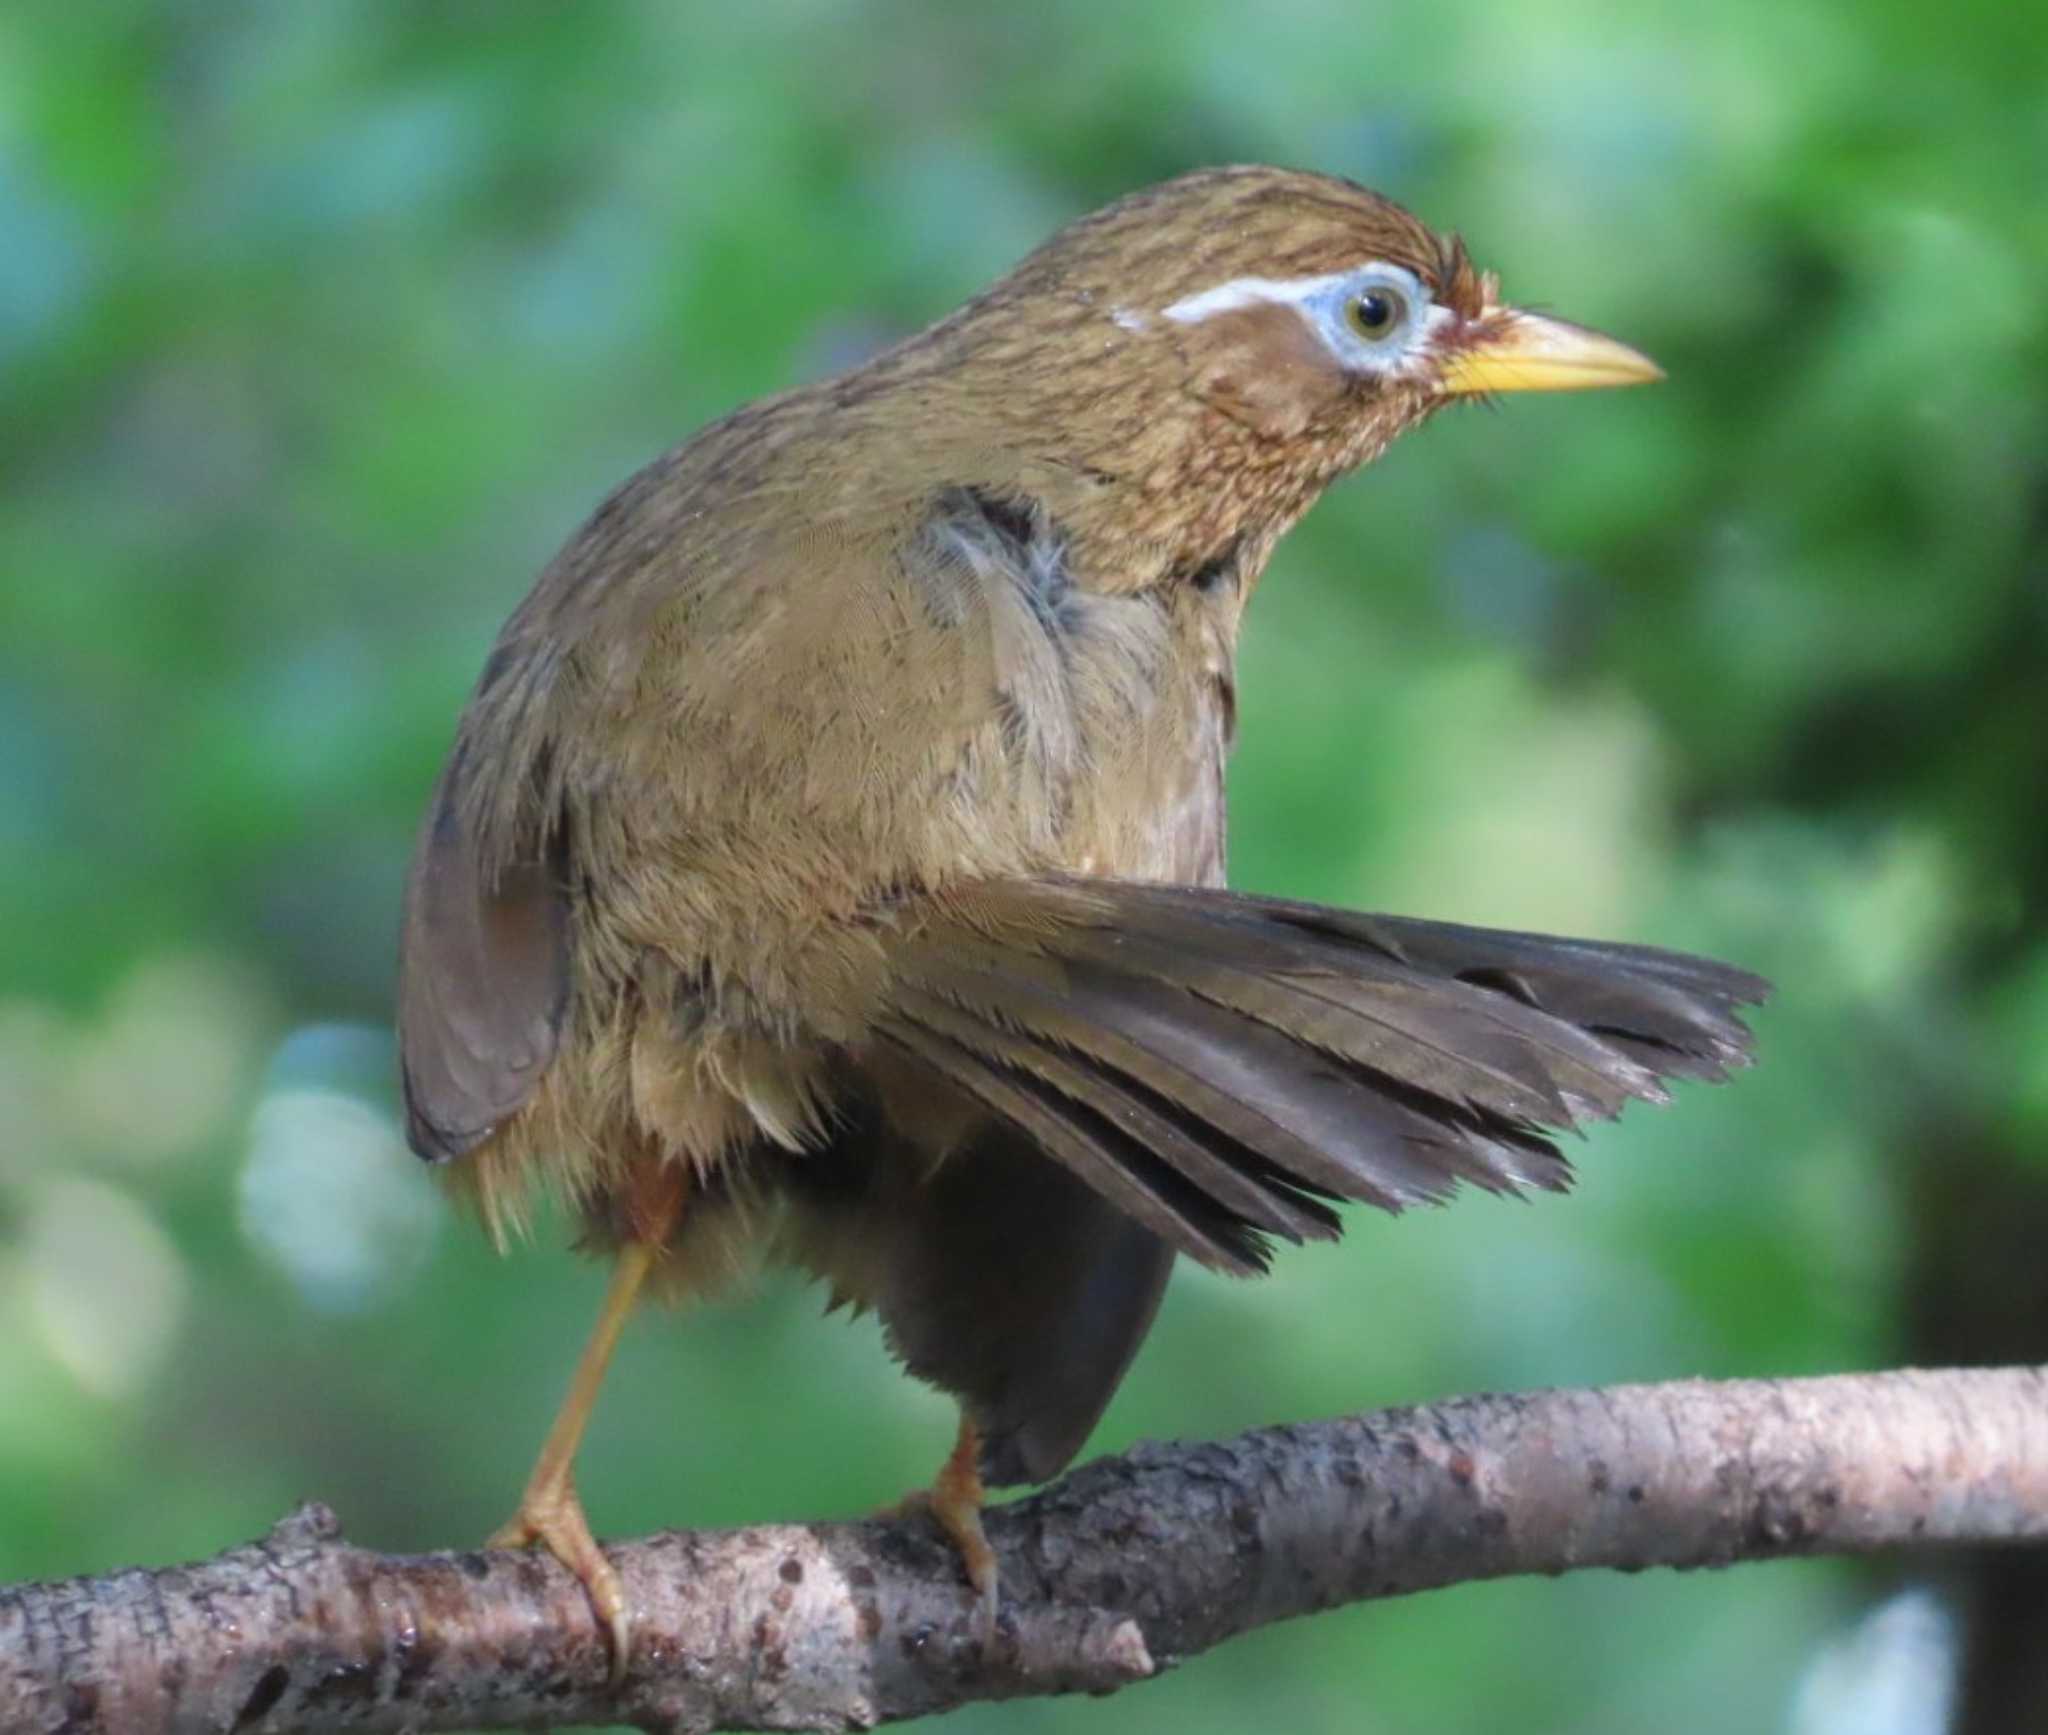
[4,1366,2042,1734]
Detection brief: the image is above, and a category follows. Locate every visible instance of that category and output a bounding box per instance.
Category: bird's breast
[897,488,1237,891]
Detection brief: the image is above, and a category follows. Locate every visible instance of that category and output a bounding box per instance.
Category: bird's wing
[871,875,1767,1273]
[393,452,661,1163]
[397,736,568,1162]
[393,443,679,1164]
[391,427,1047,1165]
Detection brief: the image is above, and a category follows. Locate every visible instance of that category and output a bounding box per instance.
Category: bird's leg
[892,1411,1000,1633]
[489,1163,686,1682]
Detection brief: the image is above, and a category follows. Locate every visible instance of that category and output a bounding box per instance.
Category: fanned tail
[873,877,1767,1275]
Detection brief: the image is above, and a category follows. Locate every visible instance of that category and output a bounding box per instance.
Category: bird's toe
[488,1480,633,1683]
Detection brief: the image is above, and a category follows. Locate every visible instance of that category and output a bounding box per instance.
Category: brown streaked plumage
[397,165,1759,1672]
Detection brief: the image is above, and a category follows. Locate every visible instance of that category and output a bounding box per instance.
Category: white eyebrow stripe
[1160,270,1354,325]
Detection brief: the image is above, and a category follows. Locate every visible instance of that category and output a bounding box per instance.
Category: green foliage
[2,4,2042,1730]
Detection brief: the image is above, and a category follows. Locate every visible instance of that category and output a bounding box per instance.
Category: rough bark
[3,1366,2043,1735]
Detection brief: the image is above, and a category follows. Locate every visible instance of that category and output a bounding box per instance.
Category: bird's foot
[489,1476,632,1683]
[885,1418,999,1639]
[895,1488,1000,1636]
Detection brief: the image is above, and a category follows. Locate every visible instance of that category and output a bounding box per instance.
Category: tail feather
[1101,883,1756,1089]
[1270,903,1764,1067]
[1077,905,1668,1122]
[899,943,1506,1209]
[884,982,1343,1249]
[874,876,1766,1272]
[875,1019,1275,1273]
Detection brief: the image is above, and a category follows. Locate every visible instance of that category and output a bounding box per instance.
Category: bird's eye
[1345,288,1407,342]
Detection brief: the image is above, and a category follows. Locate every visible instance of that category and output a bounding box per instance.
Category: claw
[889,1414,999,1639]
[491,1475,633,1682]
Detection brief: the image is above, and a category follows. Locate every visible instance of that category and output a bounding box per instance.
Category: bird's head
[919,166,1661,574]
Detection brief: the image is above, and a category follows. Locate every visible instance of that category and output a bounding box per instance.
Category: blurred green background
[3,4,2044,1732]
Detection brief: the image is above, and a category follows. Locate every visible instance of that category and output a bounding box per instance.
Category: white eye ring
[1310,263,1431,372]
[1159,261,1439,375]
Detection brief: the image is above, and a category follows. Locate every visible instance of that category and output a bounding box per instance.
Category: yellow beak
[1438,308,1664,395]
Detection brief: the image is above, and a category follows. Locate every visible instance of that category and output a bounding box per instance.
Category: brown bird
[399,165,1763,1672]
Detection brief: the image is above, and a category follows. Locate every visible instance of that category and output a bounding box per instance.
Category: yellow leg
[892,1412,999,1633]
[490,1170,684,1682]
